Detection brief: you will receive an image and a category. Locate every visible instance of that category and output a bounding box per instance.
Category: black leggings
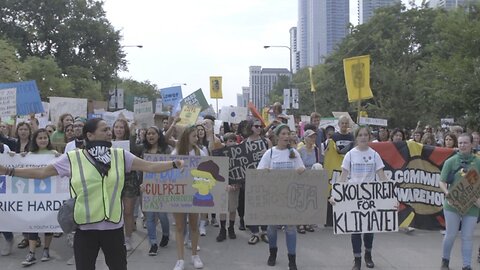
[237,186,245,219]
[74,227,127,270]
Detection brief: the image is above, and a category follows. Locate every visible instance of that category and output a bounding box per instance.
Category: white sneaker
[191,255,204,269]
[125,237,132,251]
[186,240,200,251]
[1,239,13,256]
[199,220,207,236]
[66,255,75,265]
[173,259,185,270]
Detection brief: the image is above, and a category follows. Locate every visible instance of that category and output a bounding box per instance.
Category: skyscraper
[289,27,301,73]
[359,0,400,24]
[249,66,290,110]
[298,0,350,68]
[428,0,468,9]
[237,87,250,107]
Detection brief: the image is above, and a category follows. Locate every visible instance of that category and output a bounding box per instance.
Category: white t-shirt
[341,147,384,183]
[257,147,305,170]
[64,140,76,153]
[1,144,11,153]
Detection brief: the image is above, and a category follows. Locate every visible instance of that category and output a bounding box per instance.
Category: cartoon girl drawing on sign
[190,160,225,207]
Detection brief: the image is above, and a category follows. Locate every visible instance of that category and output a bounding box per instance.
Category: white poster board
[49,97,87,124]
[359,117,388,127]
[134,101,154,128]
[219,106,248,124]
[0,154,70,233]
[331,182,398,234]
[0,88,17,117]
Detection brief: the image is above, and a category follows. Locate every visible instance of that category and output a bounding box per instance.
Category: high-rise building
[298,0,349,67]
[289,27,301,73]
[428,0,468,9]
[358,0,400,24]
[237,87,250,107]
[249,66,290,110]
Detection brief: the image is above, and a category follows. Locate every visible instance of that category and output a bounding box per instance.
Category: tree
[0,39,23,82]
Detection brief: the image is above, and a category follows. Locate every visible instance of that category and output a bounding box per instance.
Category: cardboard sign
[180,89,209,112]
[212,139,269,184]
[134,101,154,128]
[244,169,329,225]
[0,81,43,116]
[49,97,87,124]
[446,169,480,215]
[142,154,229,214]
[0,154,70,233]
[331,182,398,234]
[0,88,16,117]
[177,105,201,126]
[359,117,388,127]
[219,106,248,124]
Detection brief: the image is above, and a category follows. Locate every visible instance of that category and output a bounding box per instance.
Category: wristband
[172,161,178,169]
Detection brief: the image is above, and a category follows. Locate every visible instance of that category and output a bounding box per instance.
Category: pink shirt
[53,150,135,230]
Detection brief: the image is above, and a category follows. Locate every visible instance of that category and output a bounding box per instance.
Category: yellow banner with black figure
[209,76,223,99]
[343,55,373,102]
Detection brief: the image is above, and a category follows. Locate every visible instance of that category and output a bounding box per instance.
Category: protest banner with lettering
[134,101,154,128]
[180,89,209,112]
[0,154,70,233]
[219,106,248,124]
[0,88,16,117]
[244,169,329,225]
[0,81,44,116]
[446,169,480,215]
[331,182,398,234]
[160,86,183,109]
[177,105,201,127]
[359,117,388,127]
[142,154,228,214]
[212,139,269,184]
[324,140,455,230]
[49,97,87,124]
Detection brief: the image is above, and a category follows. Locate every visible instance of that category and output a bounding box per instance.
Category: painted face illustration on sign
[190,160,225,207]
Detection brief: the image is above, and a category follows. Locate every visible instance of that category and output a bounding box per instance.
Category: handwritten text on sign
[142,154,229,214]
[332,182,398,234]
[244,169,329,225]
[446,169,480,215]
[0,154,70,233]
[212,139,268,184]
[0,88,16,117]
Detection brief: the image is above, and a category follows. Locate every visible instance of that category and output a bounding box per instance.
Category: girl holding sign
[439,133,480,270]
[257,124,305,270]
[335,126,388,270]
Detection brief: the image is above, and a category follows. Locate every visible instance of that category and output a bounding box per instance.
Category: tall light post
[111,45,143,111]
[264,45,295,112]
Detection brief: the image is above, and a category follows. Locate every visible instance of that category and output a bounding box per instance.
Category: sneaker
[186,240,201,251]
[211,218,219,227]
[125,238,133,251]
[173,259,185,270]
[159,235,169,247]
[148,244,158,256]
[1,239,13,256]
[66,255,75,265]
[199,221,207,236]
[191,255,204,269]
[41,248,50,262]
[21,252,36,266]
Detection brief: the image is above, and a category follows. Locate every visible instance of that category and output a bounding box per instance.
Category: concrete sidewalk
[1,221,479,270]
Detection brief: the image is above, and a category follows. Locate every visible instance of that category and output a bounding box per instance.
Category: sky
[103,0,422,109]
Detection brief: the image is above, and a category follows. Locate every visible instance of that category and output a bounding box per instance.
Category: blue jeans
[351,233,374,257]
[1,232,13,241]
[145,212,169,245]
[267,225,296,255]
[442,209,477,267]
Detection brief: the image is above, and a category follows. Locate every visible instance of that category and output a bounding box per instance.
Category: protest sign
[0,154,70,233]
[214,120,222,135]
[160,86,183,109]
[219,106,248,124]
[0,88,16,117]
[180,89,209,112]
[112,140,130,151]
[446,169,480,215]
[0,81,43,116]
[244,169,329,225]
[177,105,201,127]
[343,55,373,102]
[209,76,223,99]
[49,97,87,124]
[324,140,455,230]
[155,98,164,115]
[134,101,154,128]
[331,182,398,234]
[212,139,269,184]
[359,117,388,127]
[142,154,229,214]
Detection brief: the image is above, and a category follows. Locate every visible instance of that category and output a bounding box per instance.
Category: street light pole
[264,45,293,113]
